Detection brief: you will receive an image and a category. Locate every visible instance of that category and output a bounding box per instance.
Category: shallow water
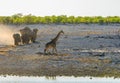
[0,76,120,83]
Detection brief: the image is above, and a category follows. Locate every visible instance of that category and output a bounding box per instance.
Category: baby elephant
[13,33,21,45]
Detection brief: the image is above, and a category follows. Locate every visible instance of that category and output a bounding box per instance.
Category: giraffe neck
[52,32,61,43]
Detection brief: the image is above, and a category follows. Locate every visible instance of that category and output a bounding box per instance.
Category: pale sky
[0,0,120,16]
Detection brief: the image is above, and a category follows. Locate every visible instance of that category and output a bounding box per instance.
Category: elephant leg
[31,37,35,43]
[14,39,18,45]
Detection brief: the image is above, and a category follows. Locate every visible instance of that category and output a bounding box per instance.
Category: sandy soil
[0,24,120,77]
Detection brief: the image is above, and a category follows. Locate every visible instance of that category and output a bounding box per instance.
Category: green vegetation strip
[0,13,120,24]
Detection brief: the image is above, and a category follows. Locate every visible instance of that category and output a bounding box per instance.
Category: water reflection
[0,76,120,83]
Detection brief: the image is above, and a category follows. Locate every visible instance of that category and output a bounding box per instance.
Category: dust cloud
[0,25,15,45]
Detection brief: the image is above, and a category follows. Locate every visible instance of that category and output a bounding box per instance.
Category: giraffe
[44,30,64,54]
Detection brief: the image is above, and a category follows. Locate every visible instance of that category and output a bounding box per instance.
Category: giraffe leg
[52,47,57,54]
[52,48,54,54]
[44,48,48,54]
[48,49,51,54]
[44,49,46,54]
[55,47,57,53]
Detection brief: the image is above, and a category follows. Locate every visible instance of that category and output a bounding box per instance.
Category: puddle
[0,76,120,83]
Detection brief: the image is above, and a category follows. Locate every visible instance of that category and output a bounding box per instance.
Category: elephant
[31,28,38,43]
[20,27,32,44]
[20,27,38,44]
[13,33,21,45]
[21,34,30,44]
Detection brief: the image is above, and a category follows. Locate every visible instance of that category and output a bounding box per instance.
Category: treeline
[0,13,120,24]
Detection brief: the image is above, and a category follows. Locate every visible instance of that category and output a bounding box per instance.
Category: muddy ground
[0,24,120,77]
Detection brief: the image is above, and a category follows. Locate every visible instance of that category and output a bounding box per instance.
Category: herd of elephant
[13,27,64,54]
[13,27,38,46]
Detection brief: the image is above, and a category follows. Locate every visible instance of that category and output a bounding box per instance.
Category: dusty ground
[0,24,120,77]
